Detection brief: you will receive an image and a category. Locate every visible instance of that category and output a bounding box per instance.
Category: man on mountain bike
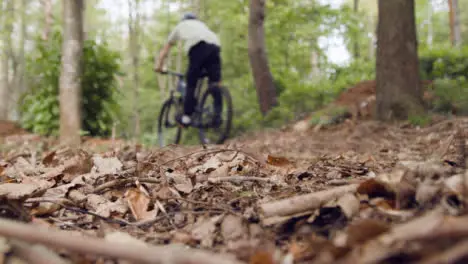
[154,12,222,127]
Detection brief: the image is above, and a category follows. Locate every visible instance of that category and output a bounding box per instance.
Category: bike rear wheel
[158,98,182,147]
[198,86,233,145]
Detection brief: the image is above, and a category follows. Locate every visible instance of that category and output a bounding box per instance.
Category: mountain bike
[157,70,233,147]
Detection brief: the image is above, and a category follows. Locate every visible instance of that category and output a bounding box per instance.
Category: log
[259,184,359,218]
[0,218,242,264]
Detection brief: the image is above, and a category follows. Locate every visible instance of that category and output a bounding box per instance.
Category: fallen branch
[259,184,358,218]
[349,209,468,264]
[10,239,68,264]
[420,239,468,264]
[0,218,243,264]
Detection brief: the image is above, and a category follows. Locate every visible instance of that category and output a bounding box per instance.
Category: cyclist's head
[181,12,198,21]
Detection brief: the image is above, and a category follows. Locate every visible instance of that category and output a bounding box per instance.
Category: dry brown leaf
[42,150,56,166]
[266,155,290,167]
[191,215,223,248]
[336,193,360,219]
[249,251,275,264]
[124,188,157,221]
[202,156,222,173]
[167,172,193,194]
[346,219,390,246]
[0,183,40,200]
[221,215,246,242]
[357,178,395,200]
[31,202,61,216]
[86,194,127,218]
[104,231,148,247]
[41,182,81,200]
[92,156,123,174]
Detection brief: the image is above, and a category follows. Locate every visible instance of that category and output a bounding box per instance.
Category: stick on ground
[259,184,359,218]
[0,218,243,264]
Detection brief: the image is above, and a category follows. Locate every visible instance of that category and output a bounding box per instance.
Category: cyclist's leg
[204,45,222,117]
[182,45,205,124]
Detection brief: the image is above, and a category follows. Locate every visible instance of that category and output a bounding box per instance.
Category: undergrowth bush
[420,47,468,115]
[20,32,121,137]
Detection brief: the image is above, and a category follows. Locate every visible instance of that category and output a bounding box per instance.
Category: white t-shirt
[167,19,220,54]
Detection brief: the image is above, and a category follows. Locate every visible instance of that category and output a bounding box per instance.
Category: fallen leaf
[266,155,290,167]
[357,178,395,200]
[0,183,40,200]
[221,215,246,242]
[93,156,123,174]
[31,202,61,216]
[202,156,222,173]
[336,193,360,219]
[346,219,390,246]
[191,215,223,248]
[125,188,157,221]
[86,194,127,218]
[42,150,56,166]
[105,231,148,247]
[249,250,275,264]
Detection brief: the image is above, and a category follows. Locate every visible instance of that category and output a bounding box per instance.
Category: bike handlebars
[157,70,185,78]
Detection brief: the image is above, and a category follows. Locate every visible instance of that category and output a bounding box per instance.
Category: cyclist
[154,12,222,127]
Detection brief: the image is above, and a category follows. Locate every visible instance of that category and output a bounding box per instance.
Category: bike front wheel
[198,86,233,145]
[158,98,182,147]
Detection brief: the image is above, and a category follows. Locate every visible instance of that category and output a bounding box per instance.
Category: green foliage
[430,78,468,115]
[419,47,468,115]
[20,32,121,137]
[408,114,431,127]
[419,46,468,80]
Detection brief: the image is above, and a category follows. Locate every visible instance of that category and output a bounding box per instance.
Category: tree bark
[128,0,141,141]
[11,0,27,121]
[0,0,14,120]
[41,0,53,41]
[59,0,84,147]
[248,0,277,116]
[375,0,424,121]
[449,0,462,46]
[427,0,433,46]
[353,0,360,59]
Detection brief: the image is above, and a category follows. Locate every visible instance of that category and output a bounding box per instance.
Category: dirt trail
[0,115,467,263]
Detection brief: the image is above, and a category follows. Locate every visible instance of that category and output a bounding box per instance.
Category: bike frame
[159,70,209,117]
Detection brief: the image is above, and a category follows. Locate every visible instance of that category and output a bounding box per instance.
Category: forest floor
[0,83,467,263]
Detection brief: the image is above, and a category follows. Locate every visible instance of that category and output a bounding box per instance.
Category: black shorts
[187,41,221,86]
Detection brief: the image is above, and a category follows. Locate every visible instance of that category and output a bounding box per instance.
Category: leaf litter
[0,117,466,263]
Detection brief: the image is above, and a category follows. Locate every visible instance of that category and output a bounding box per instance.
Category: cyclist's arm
[155,26,179,71]
[155,43,173,70]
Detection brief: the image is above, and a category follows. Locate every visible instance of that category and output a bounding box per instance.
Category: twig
[328,178,365,186]
[0,217,243,264]
[24,200,131,226]
[24,197,75,206]
[93,177,161,193]
[171,197,244,218]
[207,176,273,183]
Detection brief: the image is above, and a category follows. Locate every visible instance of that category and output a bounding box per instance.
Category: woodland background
[0,0,467,145]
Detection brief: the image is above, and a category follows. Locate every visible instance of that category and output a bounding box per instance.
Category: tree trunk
[375,0,424,121]
[353,0,360,59]
[427,0,433,46]
[41,0,53,40]
[128,0,141,141]
[10,0,27,121]
[449,0,462,46]
[0,0,14,120]
[59,0,84,147]
[248,0,277,116]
